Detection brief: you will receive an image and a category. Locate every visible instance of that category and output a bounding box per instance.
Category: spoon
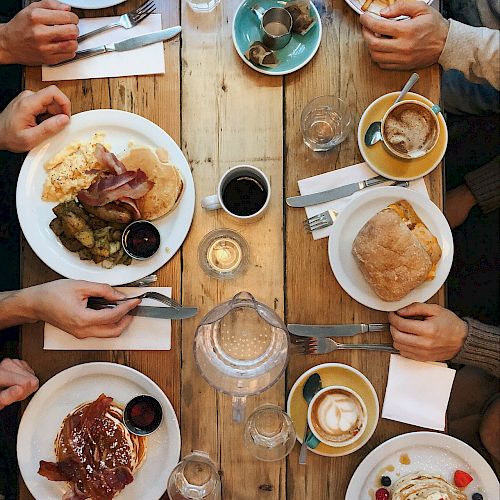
[364,72,420,147]
[299,373,322,465]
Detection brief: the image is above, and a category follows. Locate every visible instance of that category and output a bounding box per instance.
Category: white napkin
[382,354,456,431]
[297,162,429,240]
[44,287,172,350]
[42,14,165,81]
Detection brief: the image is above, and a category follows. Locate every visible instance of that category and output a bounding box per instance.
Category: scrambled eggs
[42,132,109,202]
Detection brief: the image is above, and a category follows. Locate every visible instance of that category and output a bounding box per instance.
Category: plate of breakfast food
[328,186,453,312]
[345,431,499,500]
[16,109,195,286]
[345,0,433,16]
[17,362,181,500]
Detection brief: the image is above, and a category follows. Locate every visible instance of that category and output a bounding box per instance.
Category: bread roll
[352,200,441,302]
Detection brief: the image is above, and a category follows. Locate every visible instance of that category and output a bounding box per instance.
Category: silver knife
[130,306,198,320]
[286,175,389,208]
[52,26,182,66]
[287,323,389,337]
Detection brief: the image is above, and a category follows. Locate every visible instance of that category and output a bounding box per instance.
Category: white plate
[16,110,195,286]
[344,0,433,16]
[345,431,500,500]
[61,0,126,8]
[328,186,453,311]
[18,362,181,500]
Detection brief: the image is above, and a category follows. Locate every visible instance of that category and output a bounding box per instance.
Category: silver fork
[122,274,158,287]
[77,0,156,43]
[293,337,399,355]
[88,290,182,310]
[303,181,410,232]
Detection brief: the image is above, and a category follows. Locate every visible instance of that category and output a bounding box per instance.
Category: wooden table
[20,0,443,498]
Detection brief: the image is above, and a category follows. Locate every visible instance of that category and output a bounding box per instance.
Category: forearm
[0,289,38,330]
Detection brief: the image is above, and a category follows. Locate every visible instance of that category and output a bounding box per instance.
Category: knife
[88,303,198,320]
[52,26,182,66]
[286,175,389,208]
[287,323,389,337]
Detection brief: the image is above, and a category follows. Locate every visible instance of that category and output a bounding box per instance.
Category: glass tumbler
[187,0,221,13]
[244,404,296,461]
[300,96,351,151]
[167,451,221,499]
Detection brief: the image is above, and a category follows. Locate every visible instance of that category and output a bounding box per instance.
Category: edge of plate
[61,0,126,8]
[357,91,448,181]
[286,362,380,457]
[231,0,322,76]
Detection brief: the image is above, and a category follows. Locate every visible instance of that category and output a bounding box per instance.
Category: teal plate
[232,0,322,75]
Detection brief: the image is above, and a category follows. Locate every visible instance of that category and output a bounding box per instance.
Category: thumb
[79,281,127,301]
[396,302,437,318]
[380,0,429,19]
[24,114,69,150]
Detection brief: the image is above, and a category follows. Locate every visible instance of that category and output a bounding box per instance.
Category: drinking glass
[167,451,221,500]
[301,96,351,151]
[187,0,220,13]
[244,405,296,461]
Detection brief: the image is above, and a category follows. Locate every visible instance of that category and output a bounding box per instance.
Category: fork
[87,290,182,310]
[303,181,410,232]
[122,274,158,287]
[293,337,399,355]
[77,0,156,43]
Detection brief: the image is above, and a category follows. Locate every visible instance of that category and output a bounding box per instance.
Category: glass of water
[187,0,220,12]
[301,95,352,152]
[244,405,296,462]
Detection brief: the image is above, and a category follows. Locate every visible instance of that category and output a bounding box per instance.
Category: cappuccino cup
[381,100,440,159]
[307,385,367,448]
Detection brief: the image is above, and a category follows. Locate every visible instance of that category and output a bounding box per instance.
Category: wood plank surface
[18,0,442,498]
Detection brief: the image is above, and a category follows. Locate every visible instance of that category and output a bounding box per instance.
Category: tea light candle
[207,237,242,273]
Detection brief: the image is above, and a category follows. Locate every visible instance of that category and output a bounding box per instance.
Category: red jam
[123,395,162,436]
[122,220,160,259]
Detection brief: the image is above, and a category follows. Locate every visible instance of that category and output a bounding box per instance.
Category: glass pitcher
[194,292,289,422]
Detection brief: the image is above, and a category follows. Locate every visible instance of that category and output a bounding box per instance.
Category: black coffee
[222,175,267,217]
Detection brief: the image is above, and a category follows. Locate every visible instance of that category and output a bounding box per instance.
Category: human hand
[0,0,79,66]
[23,279,141,339]
[0,358,39,410]
[388,303,468,361]
[445,184,476,229]
[360,1,449,70]
[0,86,71,153]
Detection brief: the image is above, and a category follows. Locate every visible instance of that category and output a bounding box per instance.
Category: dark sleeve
[451,317,500,377]
[464,155,500,213]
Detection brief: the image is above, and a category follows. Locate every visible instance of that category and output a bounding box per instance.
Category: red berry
[375,488,389,500]
[454,470,473,488]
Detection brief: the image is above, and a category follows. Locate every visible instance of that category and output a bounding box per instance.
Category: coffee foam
[383,102,438,157]
[311,389,365,444]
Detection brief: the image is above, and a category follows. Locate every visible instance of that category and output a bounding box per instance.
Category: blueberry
[381,476,391,487]
[472,494,483,500]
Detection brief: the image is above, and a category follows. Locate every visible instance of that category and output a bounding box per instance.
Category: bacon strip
[95,144,127,175]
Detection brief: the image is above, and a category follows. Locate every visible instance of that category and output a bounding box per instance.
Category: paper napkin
[297,162,429,240]
[42,14,165,81]
[382,354,456,431]
[44,287,172,350]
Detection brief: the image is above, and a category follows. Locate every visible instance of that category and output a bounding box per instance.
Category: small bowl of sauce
[123,395,163,436]
[122,220,160,260]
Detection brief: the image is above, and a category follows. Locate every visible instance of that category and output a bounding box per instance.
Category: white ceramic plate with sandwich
[345,432,499,500]
[18,362,181,500]
[328,186,453,312]
[16,109,195,286]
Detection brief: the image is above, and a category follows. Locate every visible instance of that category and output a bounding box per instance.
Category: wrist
[0,289,38,329]
[459,184,477,210]
[0,24,13,65]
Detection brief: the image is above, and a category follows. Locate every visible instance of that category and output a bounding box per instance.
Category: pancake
[120,146,184,221]
[391,472,467,500]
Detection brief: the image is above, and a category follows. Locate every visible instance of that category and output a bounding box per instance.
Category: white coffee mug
[201,164,271,221]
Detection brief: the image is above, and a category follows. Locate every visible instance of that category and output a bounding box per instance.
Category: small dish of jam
[123,395,163,436]
[122,220,161,260]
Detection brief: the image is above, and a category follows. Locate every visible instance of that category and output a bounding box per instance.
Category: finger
[86,299,141,326]
[79,315,134,339]
[390,325,430,347]
[4,359,35,376]
[394,347,431,362]
[42,24,79,43]
[79,281,127,301]
[38,0,72,11]
[24,85,71,117]
[0,370,38,393]
[19,114,70,150]
[44,52,77,66]
[380,0,429,19]
[31,8,79,27]
[0,385,25,408]
[359,12,401,37]
[369,50,407,65]
[389,313,433,336]
[397,302,441,318]
[361,27,395,52]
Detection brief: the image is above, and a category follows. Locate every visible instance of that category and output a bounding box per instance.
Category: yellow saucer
[287,363,379,457]
[358,92,448,181]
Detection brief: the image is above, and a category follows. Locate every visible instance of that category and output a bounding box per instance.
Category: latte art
[310,388,367,445]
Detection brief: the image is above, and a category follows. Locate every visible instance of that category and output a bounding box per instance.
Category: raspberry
[375,488,389,500]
